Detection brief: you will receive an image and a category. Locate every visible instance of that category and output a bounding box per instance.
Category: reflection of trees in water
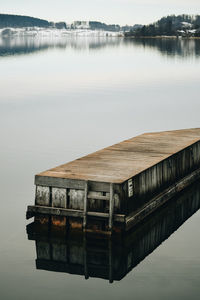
[0,36,122,57]
[1,36,200,58]
[0,37,50,56]
[124,38,200,58]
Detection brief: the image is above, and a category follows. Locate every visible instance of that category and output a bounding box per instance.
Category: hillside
[0,13,140,32]
[0,14,50,28]
[125,15,200,37]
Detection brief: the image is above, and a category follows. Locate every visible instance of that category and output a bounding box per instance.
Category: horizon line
[0,12,199,27]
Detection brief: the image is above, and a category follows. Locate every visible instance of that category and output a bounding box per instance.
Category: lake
[0,36,200,299]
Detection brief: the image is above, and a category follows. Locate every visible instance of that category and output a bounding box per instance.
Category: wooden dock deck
[37,128,200,183]
[27,128,200,233]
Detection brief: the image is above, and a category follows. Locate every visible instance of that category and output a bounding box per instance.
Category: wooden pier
[26,128,200,233]
[27,180,200,282]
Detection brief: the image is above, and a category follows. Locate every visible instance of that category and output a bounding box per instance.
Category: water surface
[0,36,200,299]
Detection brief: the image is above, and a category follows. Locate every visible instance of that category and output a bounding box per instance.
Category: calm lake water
[0,36,200,299]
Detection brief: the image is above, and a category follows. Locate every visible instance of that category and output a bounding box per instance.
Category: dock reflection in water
[26,181,200,283]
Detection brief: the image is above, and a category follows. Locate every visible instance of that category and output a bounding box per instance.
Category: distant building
[73,21,90,29]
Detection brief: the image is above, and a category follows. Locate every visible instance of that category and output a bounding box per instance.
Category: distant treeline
[3,13,200,36]
[89,21,120,32]
[88,22,141,32]
[125,15,200,37]
[0,13,139,32]
[0,14,67,29]
[0,14,50,28]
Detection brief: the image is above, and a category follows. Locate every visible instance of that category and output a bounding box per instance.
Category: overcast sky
[1,0,200,25]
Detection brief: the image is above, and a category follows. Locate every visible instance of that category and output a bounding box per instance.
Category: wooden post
[109,183,114,231]
[83,181,88,229]
[108,239,113,283]
[83,234,89,279]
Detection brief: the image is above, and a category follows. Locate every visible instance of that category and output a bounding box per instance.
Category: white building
[73,21,90,29]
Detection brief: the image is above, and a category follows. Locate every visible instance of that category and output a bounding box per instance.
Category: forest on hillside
[125,15,200,37]
[0,14,50,28]
[0,13,137,32]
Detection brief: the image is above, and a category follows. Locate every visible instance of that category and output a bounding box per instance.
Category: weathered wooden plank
[126,167,200,230]
[35,176,85,190]
[26,205,126,222]
[83,181,88,229]
[30,180,200,282]
[28,166,200,231]
[89,181,111,192]
[109,183,114,231]
[36,129,200,184]
[83,235,89,279]
[35,186,50,206]
[52,243,67,262]
[35,176,111,192]
[36,241,51,260]
[108,239,113,283]
[52,188,67,208]
[68,189,84,210]
[87,193,110,201]
[28,128,200,233]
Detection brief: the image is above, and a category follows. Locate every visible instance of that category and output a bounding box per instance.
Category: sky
[0,0,200,25]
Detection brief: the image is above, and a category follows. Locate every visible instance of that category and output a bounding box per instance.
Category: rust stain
[51,216,66,227]
[35,216,49,224]
[69,218,82,230]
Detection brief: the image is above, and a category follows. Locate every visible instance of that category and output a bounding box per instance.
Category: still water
[0,36,200,299]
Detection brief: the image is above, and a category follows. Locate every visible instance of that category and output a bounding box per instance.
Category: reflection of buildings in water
[0,36,122,57]
[69,37,122,51]
[27,181,200,283]
[72,21,90,29]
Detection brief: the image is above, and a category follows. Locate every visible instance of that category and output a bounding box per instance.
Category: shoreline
[1,28,200,39]
[0,27,122,38]
[124,35,200,40]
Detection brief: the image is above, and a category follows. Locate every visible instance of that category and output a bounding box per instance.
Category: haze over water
[0,36,200,299]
